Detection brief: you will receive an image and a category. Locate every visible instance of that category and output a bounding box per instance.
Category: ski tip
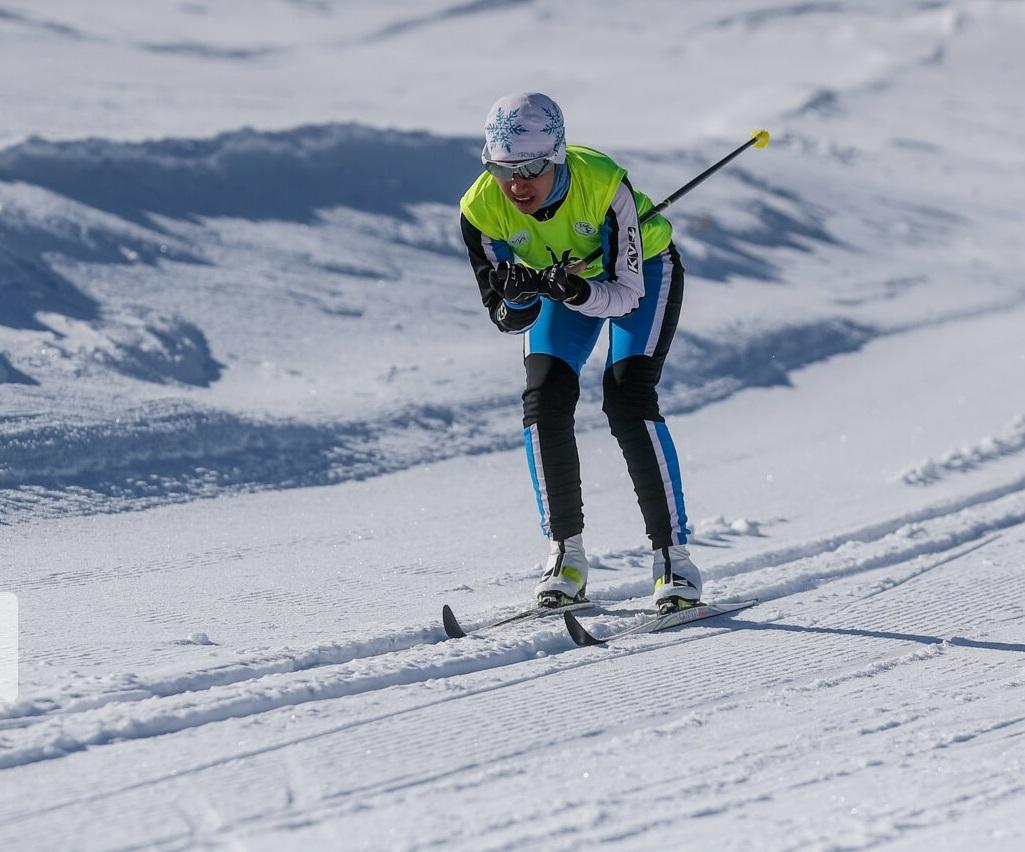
[442,604,466,639]
[564,611,604,647]
[713,598,759,615]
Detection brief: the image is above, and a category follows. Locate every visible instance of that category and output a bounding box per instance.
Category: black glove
[537,249,590,305]
[488,262,542,304]
[538,265,590,304]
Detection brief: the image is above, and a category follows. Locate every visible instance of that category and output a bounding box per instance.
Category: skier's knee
[602,357,662,427]
[523,354,580,428]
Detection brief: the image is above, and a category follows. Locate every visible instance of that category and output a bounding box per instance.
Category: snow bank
[0,124,482,226]
[899,415,1025,485]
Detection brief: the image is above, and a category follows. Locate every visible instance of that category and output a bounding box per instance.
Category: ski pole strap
[577,129,770,268]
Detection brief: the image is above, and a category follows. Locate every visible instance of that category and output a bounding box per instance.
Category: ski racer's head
[481,92,566,215]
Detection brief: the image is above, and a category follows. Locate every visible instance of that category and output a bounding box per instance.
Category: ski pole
[576,129,771,268]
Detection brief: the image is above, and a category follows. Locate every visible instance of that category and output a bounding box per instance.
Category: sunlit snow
[2,1,1025,849]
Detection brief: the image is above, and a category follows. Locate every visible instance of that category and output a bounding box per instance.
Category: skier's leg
[523,355,584,540]
[603,358,689,548]
[606,244,702,610]
[604,244,689,550]
[523,300,602,603]
[523,299,603,540]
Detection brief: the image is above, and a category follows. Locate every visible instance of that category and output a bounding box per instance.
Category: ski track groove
[1,481,1023,779]
[193,605,1025,849]
[701,472,1025,584]
[7,479,1022,730]
[3,567,1022,844]
[429,653,1025,852]
[0,641,657,825]
[0,606,967,827]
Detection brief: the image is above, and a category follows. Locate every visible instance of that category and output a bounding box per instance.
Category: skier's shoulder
[459,170,505,232]
[460,170,500,208]
[566,145,625,179]
[565,146,628,219]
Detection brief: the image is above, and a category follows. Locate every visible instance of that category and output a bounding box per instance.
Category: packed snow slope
[2,0,1025,850]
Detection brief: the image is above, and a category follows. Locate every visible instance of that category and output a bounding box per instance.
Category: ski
[563,598,759,646]
[442,600,595,639]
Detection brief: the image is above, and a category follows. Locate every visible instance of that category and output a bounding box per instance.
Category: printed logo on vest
[508,230,530,248]
[626,226,640,273]
[573,221,597,236]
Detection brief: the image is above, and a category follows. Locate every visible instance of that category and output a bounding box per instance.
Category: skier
[459,92,703,614]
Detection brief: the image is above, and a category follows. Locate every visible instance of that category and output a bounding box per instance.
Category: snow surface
[2,0,1025,849]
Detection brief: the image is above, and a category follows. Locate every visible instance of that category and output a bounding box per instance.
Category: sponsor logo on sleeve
[626,226,640,273]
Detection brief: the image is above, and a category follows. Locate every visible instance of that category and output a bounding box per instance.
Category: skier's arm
[568,178,646,318]
[460,213,541,334]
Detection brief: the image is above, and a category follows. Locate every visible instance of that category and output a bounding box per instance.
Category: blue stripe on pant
[652,420,688,546]
[524,424,551,537]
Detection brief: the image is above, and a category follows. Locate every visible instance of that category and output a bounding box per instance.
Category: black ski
[564,599,758,646]
[442,600,594,639]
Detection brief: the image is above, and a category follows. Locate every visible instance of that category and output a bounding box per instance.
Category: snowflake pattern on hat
[485,108,528,155]
[482,93,567,163]
[540,105,565,149]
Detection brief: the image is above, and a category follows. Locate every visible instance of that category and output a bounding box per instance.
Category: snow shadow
[363,0,533,42]
[0,219,221,383]
[616,155,840,285]
[729,619,1025,654]
[0,6,86,39]
[0,215,219,384]
[0,352,37,385]
[0,238,100,332]
[137,41,279,60]
[680,199,837,283]
[711,3,844,30]
[0,216,203,332]
[661,318,874,392]
[97,316,225,387]
[0,124,484,229]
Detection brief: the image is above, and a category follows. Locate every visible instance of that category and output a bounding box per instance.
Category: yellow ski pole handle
[576,129,771,268]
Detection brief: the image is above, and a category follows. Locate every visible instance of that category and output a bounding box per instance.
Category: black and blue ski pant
[522,243,688,549]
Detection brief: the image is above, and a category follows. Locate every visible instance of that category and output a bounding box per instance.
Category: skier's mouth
[513,193,533,203]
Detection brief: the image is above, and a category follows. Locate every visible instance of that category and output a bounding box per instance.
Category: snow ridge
[899,414,1025,485]
[0,123,482,226]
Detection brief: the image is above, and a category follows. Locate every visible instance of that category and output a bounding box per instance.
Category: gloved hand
[538,264,590,304]
[488,262,542,304]
[538,249,590,305]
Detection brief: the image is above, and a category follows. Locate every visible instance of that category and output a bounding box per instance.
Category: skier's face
[495,165,556,215]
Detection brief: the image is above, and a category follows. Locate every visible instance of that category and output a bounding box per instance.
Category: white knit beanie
[481,92,567,164]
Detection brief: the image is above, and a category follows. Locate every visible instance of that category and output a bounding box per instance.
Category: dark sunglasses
[483,155,554,181]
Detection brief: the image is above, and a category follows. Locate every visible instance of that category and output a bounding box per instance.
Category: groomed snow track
[2,480,1024,849]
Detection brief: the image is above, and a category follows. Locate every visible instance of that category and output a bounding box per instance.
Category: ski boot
[653,544,703,615]
[534,534,589,608]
